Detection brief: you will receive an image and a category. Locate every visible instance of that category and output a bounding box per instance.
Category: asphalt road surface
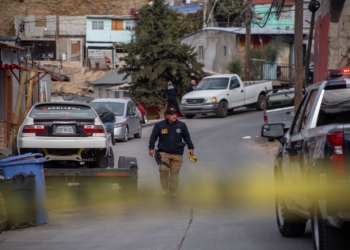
[0,108,314,250]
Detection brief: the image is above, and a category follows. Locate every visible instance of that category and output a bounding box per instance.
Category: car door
[128,101,138,134]
[228,76,245,108]
[281,91,312,211]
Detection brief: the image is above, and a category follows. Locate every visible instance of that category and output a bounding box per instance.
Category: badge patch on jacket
[176,128,181,133]
[161,128,168,134]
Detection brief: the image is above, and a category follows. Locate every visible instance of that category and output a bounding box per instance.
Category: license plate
[56,125,74,134]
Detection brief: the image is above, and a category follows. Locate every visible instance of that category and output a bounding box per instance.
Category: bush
[226,56,243,77]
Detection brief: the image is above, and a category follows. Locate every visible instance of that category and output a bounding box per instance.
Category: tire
[275,168,306,237]
[134,123,142,138]
[312,205,346,250]
[217,101,228,118]
[108,147,114,168]
[184,114,195,119]
[122,126,128,142]
[89,150,108,168]
[12,136,19,155]
[111,133,116,145]
[256,94,266,111]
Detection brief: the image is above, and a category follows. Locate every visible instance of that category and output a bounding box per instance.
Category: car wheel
[111,133,116,145]
[256,94,266,111]
[184,115,195,119]
[108,147,114,168]
[122,127,128,142]
[12,136,19,156]
[275,168,306,237]
[217,101,228,118]
[312,205,346,250]
[89,150,108,168]
[134,123,142,138]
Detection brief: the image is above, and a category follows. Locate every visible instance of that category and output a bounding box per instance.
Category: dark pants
[167,97,182,116]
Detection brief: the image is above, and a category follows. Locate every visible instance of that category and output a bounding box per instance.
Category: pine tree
[119,0,204,117]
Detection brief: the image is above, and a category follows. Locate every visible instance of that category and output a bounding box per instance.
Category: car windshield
[29,104,97,119]
[195,78,229,90]
[90,102,125,116]
[317,89,350,125]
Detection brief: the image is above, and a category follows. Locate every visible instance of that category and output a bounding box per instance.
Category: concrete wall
[181,30,238,74]
[15,16,57,38]
[1,0,148,36]
[86,18,135,43]
[59,16,86,36]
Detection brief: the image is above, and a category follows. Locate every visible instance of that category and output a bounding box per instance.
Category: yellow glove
[188,153,198,163]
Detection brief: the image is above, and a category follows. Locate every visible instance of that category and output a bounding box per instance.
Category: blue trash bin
[0,153,48,225]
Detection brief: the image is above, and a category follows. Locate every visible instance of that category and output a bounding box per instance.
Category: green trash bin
[0,173,37,229]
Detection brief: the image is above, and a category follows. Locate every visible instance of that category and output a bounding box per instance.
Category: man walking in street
[149,108,194,198]
[187,79,197,93]
[163,80,183,117]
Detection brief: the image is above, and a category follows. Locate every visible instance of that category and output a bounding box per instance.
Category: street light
[304,0,320,87]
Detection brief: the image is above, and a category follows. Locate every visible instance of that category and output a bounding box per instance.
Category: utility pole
[203,0,207,28]
[304,0,320,88]
[294,0,304,110]
[244,0,252,81]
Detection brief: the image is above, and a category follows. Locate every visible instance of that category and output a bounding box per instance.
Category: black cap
[165,108,176,115]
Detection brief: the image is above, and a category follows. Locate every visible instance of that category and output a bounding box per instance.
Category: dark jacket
[163,84,178,98]
[187,84,196,93]
[149,119,194,155]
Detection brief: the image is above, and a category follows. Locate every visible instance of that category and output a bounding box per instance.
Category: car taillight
[263,114,268,124]
[327,132,346,179]
[83,125,105,133]
[22,125,46,133]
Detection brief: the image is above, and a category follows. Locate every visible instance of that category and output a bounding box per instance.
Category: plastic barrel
[0,153,48,225]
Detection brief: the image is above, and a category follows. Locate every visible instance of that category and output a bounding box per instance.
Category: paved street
[0,108,313,250]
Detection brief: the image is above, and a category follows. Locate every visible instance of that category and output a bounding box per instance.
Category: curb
[0,219,7,232]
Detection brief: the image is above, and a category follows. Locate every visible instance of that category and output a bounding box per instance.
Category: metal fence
[250,62,294,84]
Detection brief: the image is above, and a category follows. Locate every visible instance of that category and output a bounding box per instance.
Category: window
[224,46,229,56]
[125,21,136,31]
[229,77,240,89]
[112,19,124,30]
[198,46,204,60]
[92,21,104,30]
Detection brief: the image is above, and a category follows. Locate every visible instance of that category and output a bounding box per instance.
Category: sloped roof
[203,27,308,35]
[90,71,131,85]
[168,4,202,14]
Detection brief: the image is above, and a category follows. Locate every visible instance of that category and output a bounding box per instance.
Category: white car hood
[183,90,227,98]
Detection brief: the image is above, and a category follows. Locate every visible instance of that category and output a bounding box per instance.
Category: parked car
[90,98,142,142]
[180,74,273,118]
[264,89,295,131]
[121,97,147,124]
[261,79,350,250]
[13,102,112,168]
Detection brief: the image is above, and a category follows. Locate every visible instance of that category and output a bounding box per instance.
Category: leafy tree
[226,56,243,77]
[119,0,204,117]
[209,0,244,27]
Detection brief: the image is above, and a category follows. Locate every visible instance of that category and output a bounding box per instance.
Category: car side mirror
[261,124,285,139]
[129,111,136,116]
[230,83,240,89]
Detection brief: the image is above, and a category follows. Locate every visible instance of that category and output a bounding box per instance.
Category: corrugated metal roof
[252,0,295,5]
[86,15,134,20]
[90,71,131,85]
[203,27,308,35]
[168,4,202,13]
[0,41,25,50]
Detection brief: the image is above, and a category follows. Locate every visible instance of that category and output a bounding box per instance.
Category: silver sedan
[90,98,142,142]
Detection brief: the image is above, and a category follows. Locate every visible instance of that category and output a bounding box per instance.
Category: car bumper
[114,126,126,139]
[18,136,108,150]
[180,103,219,114]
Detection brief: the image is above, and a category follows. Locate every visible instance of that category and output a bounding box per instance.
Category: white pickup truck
[180,74,273,118]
